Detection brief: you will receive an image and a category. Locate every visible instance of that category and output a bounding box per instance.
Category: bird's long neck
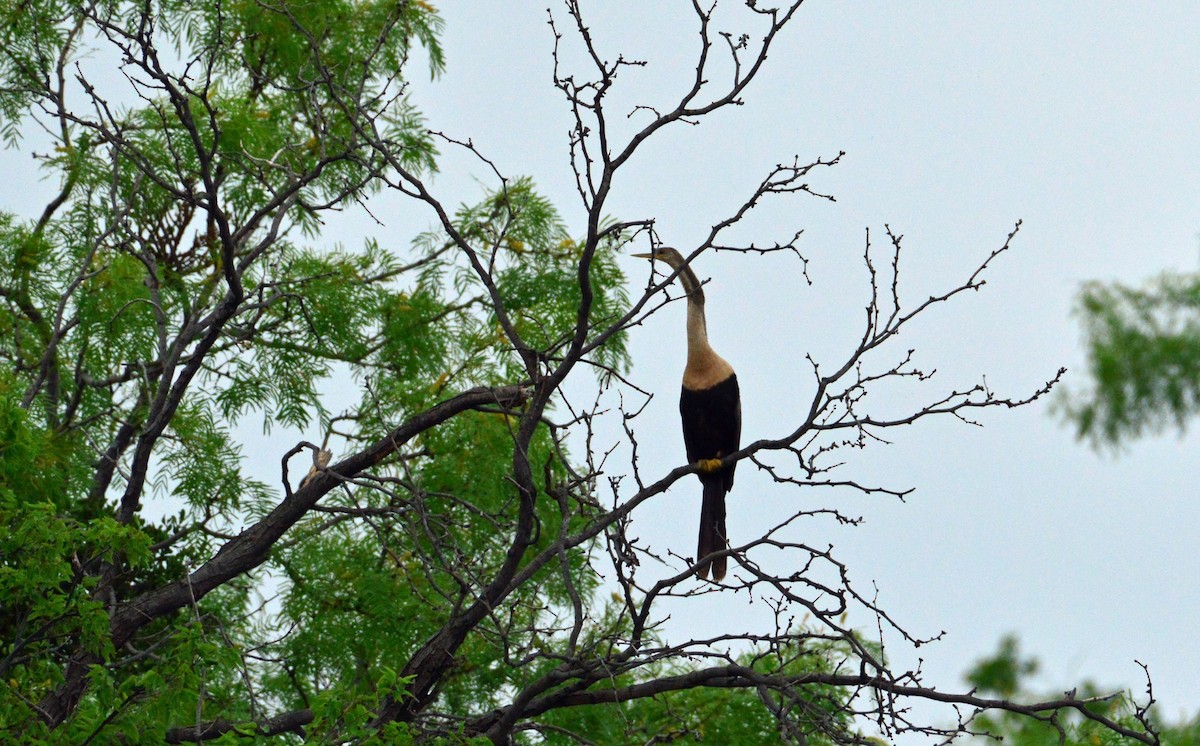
[685,292,713,362]
[677,265,732,389]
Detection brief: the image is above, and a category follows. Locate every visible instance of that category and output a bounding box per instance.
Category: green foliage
[267,406,599,720]
[446,177,633,380]
[161,401,273,512]
[1061,274,1200,446]
[1166,720,1200,746]
[0,2,650,741]
[0,389,146,732]
[966,633,1038,699]
[963,636,1200,746]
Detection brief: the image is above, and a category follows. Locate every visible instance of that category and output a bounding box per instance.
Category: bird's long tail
[696,480,728,581]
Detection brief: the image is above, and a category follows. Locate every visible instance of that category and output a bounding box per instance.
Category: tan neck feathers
[683,294,733,389]
[675,263,704,304]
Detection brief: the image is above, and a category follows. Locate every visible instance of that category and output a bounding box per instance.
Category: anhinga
[634,247,741,581]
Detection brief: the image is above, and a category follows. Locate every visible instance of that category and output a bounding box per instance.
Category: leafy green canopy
[0,0,637,740]
[1062,274,1200,446]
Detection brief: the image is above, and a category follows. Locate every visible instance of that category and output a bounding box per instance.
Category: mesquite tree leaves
[1061,274,1200,446]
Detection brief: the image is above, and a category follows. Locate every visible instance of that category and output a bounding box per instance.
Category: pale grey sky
[394,1,1200,722]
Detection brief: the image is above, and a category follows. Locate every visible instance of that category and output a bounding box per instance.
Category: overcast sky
[393,1,1200,724]
[5,0,1197,734]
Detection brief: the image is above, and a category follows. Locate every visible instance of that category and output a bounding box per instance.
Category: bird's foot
[696,458,723,473]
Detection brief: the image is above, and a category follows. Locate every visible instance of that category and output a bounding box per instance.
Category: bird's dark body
[680,373,741,580]
[679,373,742,486]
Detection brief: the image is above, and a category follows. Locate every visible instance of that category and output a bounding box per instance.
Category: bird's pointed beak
[631,252,656,260]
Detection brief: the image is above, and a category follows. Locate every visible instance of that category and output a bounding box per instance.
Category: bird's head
[631,246,686,269]
[632,246,704,301]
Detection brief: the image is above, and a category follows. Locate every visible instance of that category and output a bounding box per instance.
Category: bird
[633,246,741,581]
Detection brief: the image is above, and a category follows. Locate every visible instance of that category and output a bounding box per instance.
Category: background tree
[961,636,1199,746]
[1061,273,1200,446]
[0,1,1166,743]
